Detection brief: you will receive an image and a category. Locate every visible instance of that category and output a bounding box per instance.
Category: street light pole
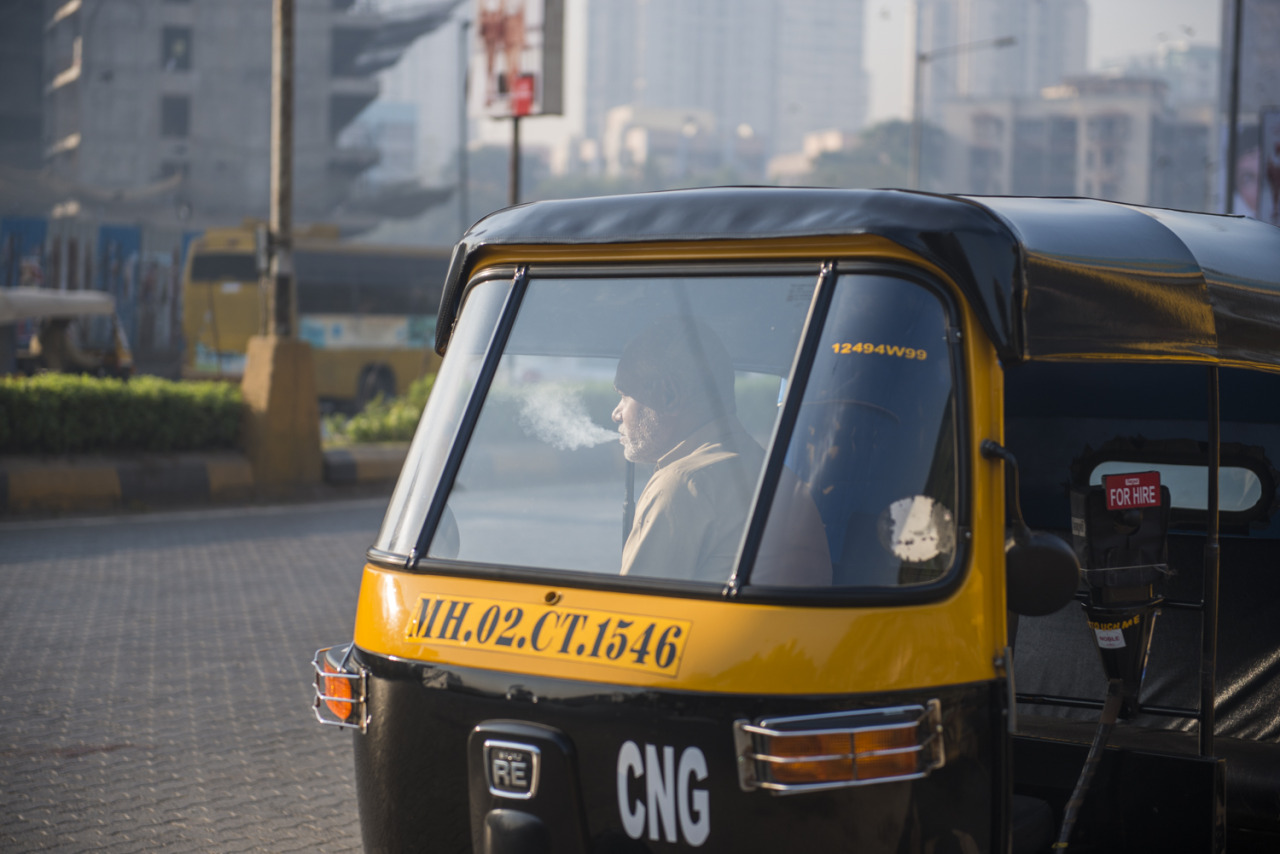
[267,0,295,337]
[458,16,471,235]
[509,115,521,207]
[909,35,1016,191]
[910,51,926,191]
[1224,0,1244,214]
[239,0,321,489]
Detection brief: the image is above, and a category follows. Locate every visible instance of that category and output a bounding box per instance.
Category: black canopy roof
[436,187,1280,367]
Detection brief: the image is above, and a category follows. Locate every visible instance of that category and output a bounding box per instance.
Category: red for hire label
[1103,471,1162,511]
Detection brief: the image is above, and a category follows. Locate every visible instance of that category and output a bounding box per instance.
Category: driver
[613,318,831,585]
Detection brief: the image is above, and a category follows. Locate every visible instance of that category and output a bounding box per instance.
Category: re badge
[485,740,540,799]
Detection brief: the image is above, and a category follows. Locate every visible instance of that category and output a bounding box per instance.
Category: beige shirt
[621,418,831,586]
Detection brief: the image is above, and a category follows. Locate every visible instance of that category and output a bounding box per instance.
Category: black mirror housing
[1005,529,1081,616]
[980,439,1081,617]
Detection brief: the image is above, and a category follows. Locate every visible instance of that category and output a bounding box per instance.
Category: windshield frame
[370,258,971,606]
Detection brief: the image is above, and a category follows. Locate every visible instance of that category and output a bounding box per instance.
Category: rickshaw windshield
[375,268,960,593]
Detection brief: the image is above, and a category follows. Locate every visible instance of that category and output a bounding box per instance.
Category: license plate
[403,594,692,677]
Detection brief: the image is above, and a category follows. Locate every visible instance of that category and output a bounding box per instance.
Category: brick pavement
[0,499,388,852]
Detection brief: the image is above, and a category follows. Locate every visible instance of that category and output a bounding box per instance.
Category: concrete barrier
[322,443,410,485]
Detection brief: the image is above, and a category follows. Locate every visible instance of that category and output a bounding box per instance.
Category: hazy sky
[864,0,1223,123]
[476,0,1226,151]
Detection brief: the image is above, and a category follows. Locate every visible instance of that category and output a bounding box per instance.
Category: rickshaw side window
[1089,461,1263,514]
[375,278,512,555]
[755,273,958,588]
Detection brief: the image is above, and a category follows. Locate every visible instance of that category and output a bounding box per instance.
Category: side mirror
[982,440,1081,617]
[1005,527,1080,616]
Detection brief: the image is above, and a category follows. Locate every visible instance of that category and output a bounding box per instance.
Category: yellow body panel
[353,237,1009,695]
[182,281,261,372]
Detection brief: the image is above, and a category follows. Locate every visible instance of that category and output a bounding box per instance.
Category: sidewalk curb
[323,443,410,485]
[0,444,408,515]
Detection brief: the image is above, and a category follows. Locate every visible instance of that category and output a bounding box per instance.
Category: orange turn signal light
[312,644,367,732]
[322,660,354,722]
[767,732,852,784]
[734,700,944,793]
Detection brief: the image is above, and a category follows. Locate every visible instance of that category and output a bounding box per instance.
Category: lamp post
[1224,0,1244,214]
[267,0,295,337]
[679,118,699,181]
[909,34,1016,191]
[458,15,471,235]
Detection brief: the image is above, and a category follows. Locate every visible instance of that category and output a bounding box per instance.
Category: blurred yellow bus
[181,225,448,410]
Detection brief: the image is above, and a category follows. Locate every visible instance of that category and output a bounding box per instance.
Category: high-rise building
[939,75,1210,211]
[0,1,45,176]
[913,0,1087,119]
[36,0,452,230]
[582,0,868,169]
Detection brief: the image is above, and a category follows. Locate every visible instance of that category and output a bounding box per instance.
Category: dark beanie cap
[614,316,736,415]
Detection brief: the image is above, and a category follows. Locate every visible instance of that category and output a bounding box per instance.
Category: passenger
[613,318,831,585]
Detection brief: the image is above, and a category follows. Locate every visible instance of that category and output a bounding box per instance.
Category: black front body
[351,648,1006,854]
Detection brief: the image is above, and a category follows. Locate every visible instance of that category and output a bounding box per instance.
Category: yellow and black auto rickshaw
[313,188,1280,853]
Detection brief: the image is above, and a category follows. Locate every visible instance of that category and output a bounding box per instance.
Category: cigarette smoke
[516,384,618,451]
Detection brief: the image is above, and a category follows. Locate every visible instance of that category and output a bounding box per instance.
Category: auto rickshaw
[312,188,1280,853]
[0,286,134,378]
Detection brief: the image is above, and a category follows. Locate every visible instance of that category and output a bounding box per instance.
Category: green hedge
[325,373,436,445]
[0,374,242,454]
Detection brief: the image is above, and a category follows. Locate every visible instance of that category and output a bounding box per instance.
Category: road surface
[1,498,385,852]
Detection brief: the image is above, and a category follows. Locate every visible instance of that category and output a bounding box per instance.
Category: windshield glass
[376,268,960,593]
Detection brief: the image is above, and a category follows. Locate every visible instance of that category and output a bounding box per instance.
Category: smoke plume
[516,384,618,451]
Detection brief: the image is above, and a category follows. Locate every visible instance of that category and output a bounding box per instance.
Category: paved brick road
[0,498,387,852]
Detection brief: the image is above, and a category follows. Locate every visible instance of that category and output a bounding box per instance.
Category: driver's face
[612,391,665,464]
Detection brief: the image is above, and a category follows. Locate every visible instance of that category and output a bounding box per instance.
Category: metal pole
[907,35,1014,192]
[1200,366,1221,757]
[458,17,471,235]
[268,0,295,337]
[509,115,521,207]
[1224,0,1244,214]
[909,51,924,190]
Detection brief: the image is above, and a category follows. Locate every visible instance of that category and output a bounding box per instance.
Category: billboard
[476,0,564,119]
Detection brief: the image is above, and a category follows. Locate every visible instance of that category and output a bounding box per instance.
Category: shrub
[325,372,435,445]
[0,374,242,454]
